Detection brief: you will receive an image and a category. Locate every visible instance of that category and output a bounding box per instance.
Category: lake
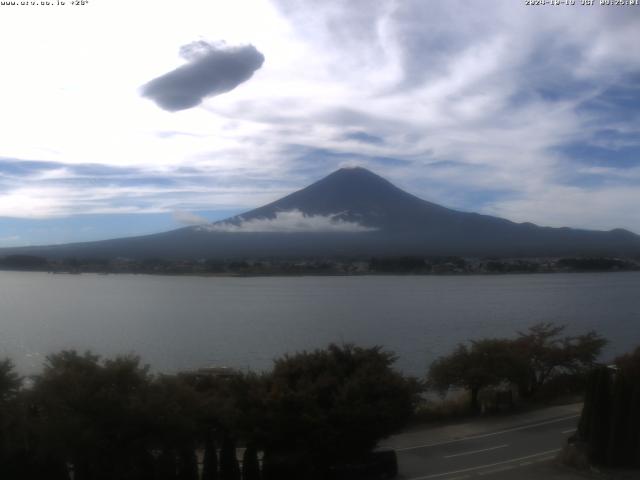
[1,271,638,376]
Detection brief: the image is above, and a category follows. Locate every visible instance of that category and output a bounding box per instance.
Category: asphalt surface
[383,405,584,480]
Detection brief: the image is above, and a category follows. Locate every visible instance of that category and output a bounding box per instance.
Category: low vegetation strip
[0,324,637,479]
[1,253,638,276]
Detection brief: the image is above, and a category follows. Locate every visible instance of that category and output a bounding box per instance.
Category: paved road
[383,404,583,480]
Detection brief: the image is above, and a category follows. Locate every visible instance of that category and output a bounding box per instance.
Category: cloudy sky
[0,0,639,246]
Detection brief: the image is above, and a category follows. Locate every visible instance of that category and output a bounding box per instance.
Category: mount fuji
[4,167,640,259]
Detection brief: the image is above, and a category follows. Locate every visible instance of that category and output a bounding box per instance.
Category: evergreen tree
[202,435,219,480]
[606,370,632,465]
[577,347,640,468]
[630,383,640,467]
[242,445,261,480]
[177,446,199,480]
[157,448,178,480]
[587,367,612,465]
[220,435,241,480]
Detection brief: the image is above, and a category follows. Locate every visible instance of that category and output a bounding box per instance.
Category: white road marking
[561,428,577,434]
[532,456,555,464]
[444,444,509,459]
[396,415,579,452]
[406,448,561,480]
[478,465,515,475]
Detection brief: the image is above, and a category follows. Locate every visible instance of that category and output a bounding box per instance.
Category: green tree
[31,351,155,480]
[428,324,607,409]
[428,339,521,412]
[145,374,201,470]
[241,445,260,480]
[157,448,178,480]
[177,446,199,480]
[259,344,420,478]
[219,435,241,480]
[578,366,612,465]
[0,359,28,480]
[178,369,258,480]
[201,435,219,480]
[572,346,640,468]
[515,323,606,397]
[614,346,640,375]
[0,359,21,401]
[612,346,640,467]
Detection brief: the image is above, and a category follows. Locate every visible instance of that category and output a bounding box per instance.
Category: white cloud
[173,210,211,226]
[0,235,21,245]
[485,184,640,233]
[201,210,376,233]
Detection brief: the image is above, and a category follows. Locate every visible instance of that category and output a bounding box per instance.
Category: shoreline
[1,267,639,279]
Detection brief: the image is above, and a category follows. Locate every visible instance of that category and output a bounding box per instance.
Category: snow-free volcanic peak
[2,168,640,259]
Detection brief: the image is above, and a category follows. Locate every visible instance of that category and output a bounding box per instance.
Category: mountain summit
[233,167,451,231]
[4,167,640,259]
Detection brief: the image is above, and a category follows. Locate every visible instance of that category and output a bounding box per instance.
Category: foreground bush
[257,344,421,479]
[575,347,640,468]
[0,344,419,480]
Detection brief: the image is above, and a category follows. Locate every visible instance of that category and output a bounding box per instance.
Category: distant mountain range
[3,167,640,259]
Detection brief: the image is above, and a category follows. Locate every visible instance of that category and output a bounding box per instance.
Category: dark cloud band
[142,42,265,112]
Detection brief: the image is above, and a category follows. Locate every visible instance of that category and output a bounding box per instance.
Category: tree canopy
[428,339,521,411]
[515,322,607,397]
[0,344,419,480]
[577,346,640,468]
[259,344,420,478]
[31,351,156,480]
[428,323,607,411]
[0,359,21,402]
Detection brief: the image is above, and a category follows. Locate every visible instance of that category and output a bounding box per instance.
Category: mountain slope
[3,167,640,259]
[234,167,454,230]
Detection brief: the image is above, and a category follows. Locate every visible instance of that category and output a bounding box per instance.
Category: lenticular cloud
[142,42,265,111]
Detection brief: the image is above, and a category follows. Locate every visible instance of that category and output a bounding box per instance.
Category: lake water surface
[1,271,638,376]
